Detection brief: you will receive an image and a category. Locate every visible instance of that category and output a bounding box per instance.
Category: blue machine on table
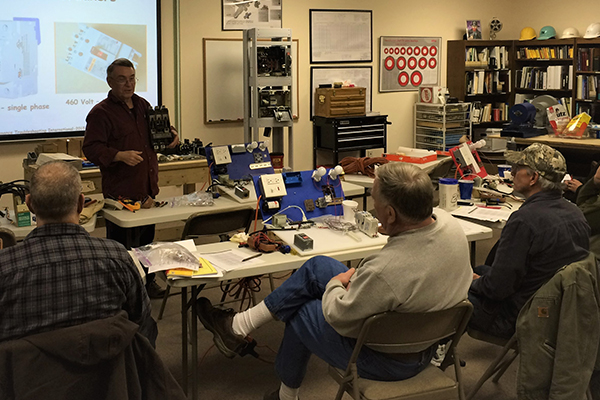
[252,169,346,222]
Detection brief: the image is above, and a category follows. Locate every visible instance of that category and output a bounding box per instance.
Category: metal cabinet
[313,115,388,168]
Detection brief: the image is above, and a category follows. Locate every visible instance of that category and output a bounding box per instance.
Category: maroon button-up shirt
[83,91,159,201]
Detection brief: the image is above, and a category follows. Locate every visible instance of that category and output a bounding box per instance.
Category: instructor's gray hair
[106,58,135,79]
[29,161,82,221]
[374,163,433,224]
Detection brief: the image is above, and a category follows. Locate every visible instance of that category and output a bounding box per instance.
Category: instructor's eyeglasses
[113,76,138,86]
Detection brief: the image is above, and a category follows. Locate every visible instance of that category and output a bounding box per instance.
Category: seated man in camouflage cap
[468,143,590,338]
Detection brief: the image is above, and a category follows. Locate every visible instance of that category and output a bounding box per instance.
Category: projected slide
[0,0,159,141]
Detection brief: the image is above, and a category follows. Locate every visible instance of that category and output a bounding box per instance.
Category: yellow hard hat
[519,27,537,41]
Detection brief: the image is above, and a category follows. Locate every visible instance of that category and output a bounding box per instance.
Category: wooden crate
[314,87,366,117]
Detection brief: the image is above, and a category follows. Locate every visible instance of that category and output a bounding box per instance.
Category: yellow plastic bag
[564,112,591,138]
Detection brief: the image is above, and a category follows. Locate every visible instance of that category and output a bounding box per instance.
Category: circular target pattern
[414,46,421,56]
[384,56,395,70]
[429,58,437,69]
[384,48,389,54]
[398,72,409,86]
[400,47,406,55]
[397,57,406,70]
[411,71,423,86]
[418,57,427,69]
[421,46,429,56]
[408,57,417,69]
[407,47,413,55]
[429,46,437,56]
[394,47,400,55]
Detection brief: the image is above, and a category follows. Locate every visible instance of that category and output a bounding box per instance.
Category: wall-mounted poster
[379,36,441,92]
[222,0,282,31]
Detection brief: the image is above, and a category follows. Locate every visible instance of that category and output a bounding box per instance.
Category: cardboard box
[13,195,31,227]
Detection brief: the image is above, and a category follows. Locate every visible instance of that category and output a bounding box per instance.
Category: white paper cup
[342,200,358,223]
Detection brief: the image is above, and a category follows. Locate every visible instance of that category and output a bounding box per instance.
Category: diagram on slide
[55,23,146,94]
[0,19,40,99]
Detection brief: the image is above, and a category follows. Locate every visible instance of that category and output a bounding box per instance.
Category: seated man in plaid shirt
[0,161,156,346]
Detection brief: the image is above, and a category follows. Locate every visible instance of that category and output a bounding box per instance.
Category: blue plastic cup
[497,164,511,178]
[458,180,474,200]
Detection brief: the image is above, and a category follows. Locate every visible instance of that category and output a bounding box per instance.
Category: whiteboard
[203,38,299,124]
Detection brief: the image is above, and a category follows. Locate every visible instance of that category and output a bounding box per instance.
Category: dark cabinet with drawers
[312,115,388,168]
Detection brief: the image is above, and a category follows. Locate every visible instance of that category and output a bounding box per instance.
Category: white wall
[2,0,599,208]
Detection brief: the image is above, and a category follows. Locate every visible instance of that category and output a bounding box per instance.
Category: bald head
[27,161,83,224]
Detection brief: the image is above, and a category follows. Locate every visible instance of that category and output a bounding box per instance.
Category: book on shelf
[517,45,573,60]
[578,47,600,71]
[465,46,508,69]
[577,75,600,100]
[470,101,509,123]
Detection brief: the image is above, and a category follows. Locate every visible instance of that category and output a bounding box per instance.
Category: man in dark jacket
[469,143,590,338]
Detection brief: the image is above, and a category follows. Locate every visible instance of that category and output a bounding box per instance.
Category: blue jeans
[264,256,434,388]
[468,265,515,339]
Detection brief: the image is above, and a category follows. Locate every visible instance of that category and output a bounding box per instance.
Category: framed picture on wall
[379,36,441,92]
[310,66,372,119]
[222,0,283,31]
[309,9,372,63]
[466,20,482,40]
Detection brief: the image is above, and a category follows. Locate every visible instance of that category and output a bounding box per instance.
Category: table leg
[181,287,188,395]
[191,285,199,400]
[470,241,477,266]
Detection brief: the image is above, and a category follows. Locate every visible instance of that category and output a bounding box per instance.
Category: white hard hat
[584,22,600,39]
[560,27,580,39]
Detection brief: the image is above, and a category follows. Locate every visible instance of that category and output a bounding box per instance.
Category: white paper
[201,249,264,272]
[451,205,512,222]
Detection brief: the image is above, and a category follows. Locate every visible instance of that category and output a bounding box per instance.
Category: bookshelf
[447,39,580,140]
[447,40,513,140]
[574,38,600,122]
[513,39,574,115]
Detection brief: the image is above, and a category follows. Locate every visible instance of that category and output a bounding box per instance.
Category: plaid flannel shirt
[0,224,151,342]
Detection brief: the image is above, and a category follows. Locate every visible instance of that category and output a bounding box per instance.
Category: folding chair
[157,208,256,320]
[0,228,17,250]
[329,300,473,400]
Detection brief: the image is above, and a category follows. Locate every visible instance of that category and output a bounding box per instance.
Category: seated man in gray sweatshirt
[196,162,473,400]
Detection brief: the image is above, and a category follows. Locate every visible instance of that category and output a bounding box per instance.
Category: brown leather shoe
[194,297,258,358]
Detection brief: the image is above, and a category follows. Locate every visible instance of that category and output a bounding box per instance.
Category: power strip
[249,161,272,170]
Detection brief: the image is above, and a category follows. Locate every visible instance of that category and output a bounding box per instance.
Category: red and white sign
[379,36,441,92]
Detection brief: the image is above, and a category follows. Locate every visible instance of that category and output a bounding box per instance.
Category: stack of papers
[166,257,221,279]
[451,205,513,222]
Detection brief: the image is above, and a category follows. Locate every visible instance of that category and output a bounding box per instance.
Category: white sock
[278,383,299,400]
[231,300,274,337]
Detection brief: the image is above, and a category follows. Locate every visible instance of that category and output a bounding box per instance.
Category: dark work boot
[194,297,258,358]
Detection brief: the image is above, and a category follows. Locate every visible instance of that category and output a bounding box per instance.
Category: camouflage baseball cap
[505,143,566,182]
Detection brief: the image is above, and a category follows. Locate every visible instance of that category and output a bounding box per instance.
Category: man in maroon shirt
[83,58,179,298]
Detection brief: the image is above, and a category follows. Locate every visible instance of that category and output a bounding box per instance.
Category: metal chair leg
[157,285,171,320]
[466,335,518,400]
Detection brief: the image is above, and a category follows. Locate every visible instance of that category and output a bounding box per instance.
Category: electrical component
[231,144,246,153]
[355,211,379,237]
[147,106,173,152]
[234,185,249,199]
[272,214,287,228]
[328,165,344,180]
[315,197,328,208]
[259,140,270,151]
[246,141,259,152]
[312,166,326,182]
[257,46,290,76]
[282,172,302,186]
[294,233,313,251]
[259,173,287,199]
[304,199,315,212]
[212,146,232,165]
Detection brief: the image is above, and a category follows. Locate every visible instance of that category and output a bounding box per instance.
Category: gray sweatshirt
[322,209,472,338]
